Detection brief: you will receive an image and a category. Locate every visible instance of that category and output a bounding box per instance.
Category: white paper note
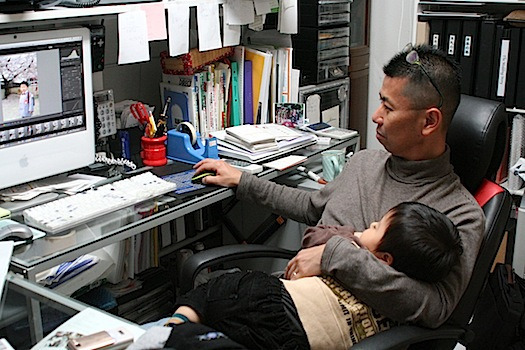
[141,3,167,41]
[167,3,190,56]
[253,0,272,15]
[224,0,255,25]
[118,11,150,65]
[0,242,13,303]
[197,2,222,52]
[278,0,298,34]
[223,23,241,47]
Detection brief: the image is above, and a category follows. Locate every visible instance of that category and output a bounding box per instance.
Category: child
[19,81,34,118]
[166,202,463,350]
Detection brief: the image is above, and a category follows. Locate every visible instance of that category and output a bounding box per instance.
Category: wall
[366,0,417,149]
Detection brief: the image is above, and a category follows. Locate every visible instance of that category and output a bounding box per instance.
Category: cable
[95,153,137,171]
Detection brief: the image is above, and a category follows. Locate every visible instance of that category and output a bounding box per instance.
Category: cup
[322,149,345,181]
[140,135,167,167]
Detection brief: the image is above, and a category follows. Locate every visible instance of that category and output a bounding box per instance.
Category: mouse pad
[0,219,46,246]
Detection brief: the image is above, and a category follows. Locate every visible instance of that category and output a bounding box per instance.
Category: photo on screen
[0,52,40,123]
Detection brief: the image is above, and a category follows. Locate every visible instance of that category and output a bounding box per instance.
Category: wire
[95,153,137,171]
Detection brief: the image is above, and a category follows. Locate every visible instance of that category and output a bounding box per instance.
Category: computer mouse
[0,223,33,242]
[191,171,216,184]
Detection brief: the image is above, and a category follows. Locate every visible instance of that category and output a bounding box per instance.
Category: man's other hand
[193,158,242,187]
[285,244,325,280]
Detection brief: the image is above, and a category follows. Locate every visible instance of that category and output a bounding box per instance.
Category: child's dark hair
[20,81,29,87]
[377,202,463,283]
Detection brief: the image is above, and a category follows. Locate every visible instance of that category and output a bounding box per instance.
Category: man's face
[371,76,428,159]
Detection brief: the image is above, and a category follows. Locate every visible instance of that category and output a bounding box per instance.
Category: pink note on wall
[141,3,167,41]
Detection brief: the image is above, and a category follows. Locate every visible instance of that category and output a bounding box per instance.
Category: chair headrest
[446,95,508,194]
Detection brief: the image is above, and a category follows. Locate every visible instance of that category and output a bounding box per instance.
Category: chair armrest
[351,324,467,350]
[179,244,297,294]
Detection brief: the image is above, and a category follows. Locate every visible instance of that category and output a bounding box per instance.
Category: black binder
[445,19,462,63]
[429,18,445,50]
[515,27,525,109]
[504,27,521,108]
[474,18,497,99]
[459,19,480,95]
[490,25,510,101]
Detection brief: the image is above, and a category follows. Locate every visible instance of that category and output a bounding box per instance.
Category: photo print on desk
[274,103,305,127]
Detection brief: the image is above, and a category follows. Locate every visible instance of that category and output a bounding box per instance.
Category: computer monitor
[0,28,95,190]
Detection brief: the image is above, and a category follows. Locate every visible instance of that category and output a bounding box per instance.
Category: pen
[297,166,327,185]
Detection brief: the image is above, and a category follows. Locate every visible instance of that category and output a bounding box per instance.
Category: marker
[297,166,327,185]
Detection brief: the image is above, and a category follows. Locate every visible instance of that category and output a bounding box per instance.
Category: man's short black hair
[383,44,461,129]
[377,202,463,283]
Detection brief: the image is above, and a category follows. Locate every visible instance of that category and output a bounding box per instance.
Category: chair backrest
[445,94,512,328]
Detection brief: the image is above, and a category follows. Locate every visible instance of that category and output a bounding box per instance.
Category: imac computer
[0,28,95,190]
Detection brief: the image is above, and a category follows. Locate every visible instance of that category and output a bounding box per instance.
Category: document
[167,3,190,57]
[32,307,145,350]
[141,3,167,41]
[118,11,150,65]
[223,22,241,47]
[224,0,255,25]
[197,2,222,52]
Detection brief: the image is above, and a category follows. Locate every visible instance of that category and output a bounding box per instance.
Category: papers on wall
[141,3,167,41]
[32,307,145,350]
[224,0,255,25]
[197,2,222,52]
[167,3,190,57]
[118,11,150,65]
[223,22,241,47]
[278,0,298,34]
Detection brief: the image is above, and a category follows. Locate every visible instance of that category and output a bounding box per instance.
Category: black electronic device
[89,24,105,72]
[191,171,216,184]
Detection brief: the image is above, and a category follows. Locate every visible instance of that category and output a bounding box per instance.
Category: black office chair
[180,94,512,349]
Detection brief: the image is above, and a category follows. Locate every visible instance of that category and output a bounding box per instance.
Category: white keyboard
[23,172,177,233]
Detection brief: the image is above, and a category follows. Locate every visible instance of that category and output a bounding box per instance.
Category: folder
[231,61,241,126]
[245,47,272,124]
[244,60,254,124]
[459,19,480,95]
[504,27,521,108]
[474,18,497,99]
[516,28,525,109]
[445,19,462,62]
[490,25,509,101]
[429,18,445,50]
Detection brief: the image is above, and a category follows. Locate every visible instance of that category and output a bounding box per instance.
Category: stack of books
[210,124,317,163]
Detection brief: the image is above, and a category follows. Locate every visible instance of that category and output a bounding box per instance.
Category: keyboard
[23,172,177,233]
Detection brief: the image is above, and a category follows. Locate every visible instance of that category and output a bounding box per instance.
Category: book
[245,47,273,123]
[244,60,254,124]
[225,124,276,144]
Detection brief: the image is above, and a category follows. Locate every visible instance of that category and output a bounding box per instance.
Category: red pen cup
[140,135,167,166]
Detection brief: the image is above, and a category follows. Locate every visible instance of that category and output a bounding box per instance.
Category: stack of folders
[210,124,317,163]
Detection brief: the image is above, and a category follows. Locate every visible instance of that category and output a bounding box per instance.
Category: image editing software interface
[0,28,95,190]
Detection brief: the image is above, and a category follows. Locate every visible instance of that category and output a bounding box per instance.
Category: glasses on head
[403,43,444,109]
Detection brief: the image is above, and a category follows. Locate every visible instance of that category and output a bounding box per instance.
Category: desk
[0,271,140,348]
[5,134,359,336]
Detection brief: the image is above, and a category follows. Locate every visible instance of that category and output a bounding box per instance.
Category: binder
[490,25,509,101]
[474,18,497,99]
[445,19,462,63]
[504,27,521,108]
[459,19,480,95]
[429,18,445,50]
[231,61,241,126]
[244,60,254,124]
[515,28,525,109]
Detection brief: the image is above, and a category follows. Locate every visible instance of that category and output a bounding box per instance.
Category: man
[19,81,34,118]
[194,44,484,328]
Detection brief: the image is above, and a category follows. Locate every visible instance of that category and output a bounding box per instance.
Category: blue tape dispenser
[166,122,219,164]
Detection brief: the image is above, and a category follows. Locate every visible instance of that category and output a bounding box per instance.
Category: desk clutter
[23,172,176,233]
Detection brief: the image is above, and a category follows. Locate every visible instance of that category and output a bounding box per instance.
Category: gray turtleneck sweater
[236,148,484,328]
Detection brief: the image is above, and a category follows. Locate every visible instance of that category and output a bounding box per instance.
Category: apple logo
[19,155,29,168]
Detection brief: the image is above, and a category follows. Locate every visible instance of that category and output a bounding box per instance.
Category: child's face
[358,211,392,253]
[20,84,28,93]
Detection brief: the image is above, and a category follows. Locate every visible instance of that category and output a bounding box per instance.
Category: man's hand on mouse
[193,159,242,187]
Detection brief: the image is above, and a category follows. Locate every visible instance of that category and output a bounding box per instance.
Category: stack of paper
[210,124,317,162]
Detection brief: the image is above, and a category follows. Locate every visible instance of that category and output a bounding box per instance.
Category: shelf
[159,223,221,258]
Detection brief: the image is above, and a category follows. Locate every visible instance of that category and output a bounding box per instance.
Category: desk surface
[8,135,359,280]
